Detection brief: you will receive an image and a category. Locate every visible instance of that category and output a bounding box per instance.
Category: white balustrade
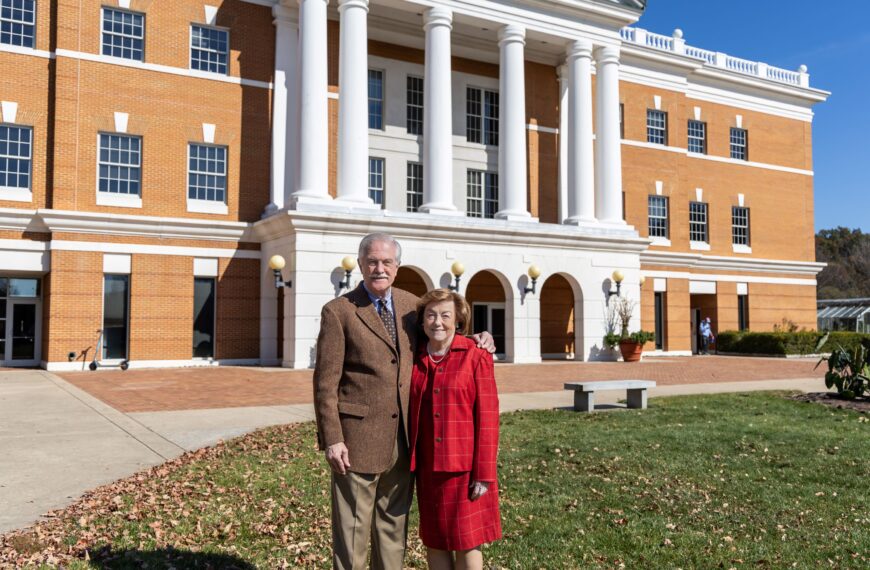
[621,25,813,89]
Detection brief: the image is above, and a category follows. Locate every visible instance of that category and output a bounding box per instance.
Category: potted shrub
[601,297,654,362]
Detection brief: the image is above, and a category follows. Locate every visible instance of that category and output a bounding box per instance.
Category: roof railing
[620,27,810,88]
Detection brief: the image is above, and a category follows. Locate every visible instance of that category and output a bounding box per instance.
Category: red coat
[409,334,499,482]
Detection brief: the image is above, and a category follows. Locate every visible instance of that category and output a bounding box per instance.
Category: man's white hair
[358,233,402,264]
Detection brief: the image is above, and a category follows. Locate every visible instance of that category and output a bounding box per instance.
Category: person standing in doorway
[699,316,714,355]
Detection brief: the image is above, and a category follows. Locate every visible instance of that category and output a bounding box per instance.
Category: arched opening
[465,270,507,357]
[540,274,576,359]
[394,266,429,297]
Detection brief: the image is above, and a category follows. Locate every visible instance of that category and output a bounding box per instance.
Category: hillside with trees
[815,227,870,299]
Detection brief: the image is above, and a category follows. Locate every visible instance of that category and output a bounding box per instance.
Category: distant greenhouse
[817,298,870,332]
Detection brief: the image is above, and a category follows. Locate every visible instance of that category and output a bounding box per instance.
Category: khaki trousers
[331,430,413,570]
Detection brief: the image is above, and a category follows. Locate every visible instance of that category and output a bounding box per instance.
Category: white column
[268,5,298,214]
[594,45,624,224]
[557,64,568,223]
[564,39,595,224]
[291,0,331,205]
[336,0,374,205]
[420,7,458,214]
[495,24,530,220]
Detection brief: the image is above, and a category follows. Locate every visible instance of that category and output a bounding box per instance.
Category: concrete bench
[563,380,656,412]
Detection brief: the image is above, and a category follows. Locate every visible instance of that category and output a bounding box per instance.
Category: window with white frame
[0,124,32,191]
[466,87,498,145]
[188,144,227,202]
[406,162,422,212]
[687,120,706,154]
[647,195,668,238]
[732,206,750,246]
[190,25,228,74]
[730,127,748,160]
[0,0,35,48]
[466,170,498,219]
[646,109,667,145]
[368,157,384,206]
[689,201,708,243]
[368,69,384,130]
[101,8,144,61]
[98,133,141,196]
[406,75,423,135]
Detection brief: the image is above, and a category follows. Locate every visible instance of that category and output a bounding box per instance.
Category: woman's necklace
[427,345,449,364]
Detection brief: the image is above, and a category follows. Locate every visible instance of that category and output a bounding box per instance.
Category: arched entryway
[394,266,430,297]
[465,270,508,358]
[539,274,577,359]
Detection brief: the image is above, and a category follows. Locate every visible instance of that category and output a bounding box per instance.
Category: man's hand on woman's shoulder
[471,331,496,353]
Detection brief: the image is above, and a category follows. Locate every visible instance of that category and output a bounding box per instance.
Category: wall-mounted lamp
[269,254,292,288]
[448,261,465,291]
[338,256,357,289]
[523,264,542,294]
[639,275,646,287]
[608,269,624,298]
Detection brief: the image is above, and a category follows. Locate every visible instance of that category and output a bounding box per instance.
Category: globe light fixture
[269,254,291,288]
[448,261,465,291]
[339,256,357,289]
[608,269,624,298]
[524,264,542,294]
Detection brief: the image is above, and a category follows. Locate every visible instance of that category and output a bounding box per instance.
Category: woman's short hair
[416,288,471,336]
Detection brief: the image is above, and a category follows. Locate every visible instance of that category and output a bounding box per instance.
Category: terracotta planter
[618,340,643,362]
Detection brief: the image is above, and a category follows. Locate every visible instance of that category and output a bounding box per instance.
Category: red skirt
[415,467,502,551]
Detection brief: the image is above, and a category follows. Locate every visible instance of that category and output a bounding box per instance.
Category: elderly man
[313,233,493,569]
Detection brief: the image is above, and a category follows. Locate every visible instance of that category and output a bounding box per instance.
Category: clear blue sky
[635,0,867,233]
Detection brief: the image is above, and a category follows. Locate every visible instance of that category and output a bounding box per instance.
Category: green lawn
[3,392,868,569]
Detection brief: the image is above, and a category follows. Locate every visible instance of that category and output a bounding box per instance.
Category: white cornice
[253,209,649,254]
[0,208,47,233]
[640,250,825,276]
[36,209,255,242]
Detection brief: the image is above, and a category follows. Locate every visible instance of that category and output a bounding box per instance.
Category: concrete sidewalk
[0,369,826,533]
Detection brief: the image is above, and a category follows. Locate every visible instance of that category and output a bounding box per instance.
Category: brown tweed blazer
[313,284,420,474]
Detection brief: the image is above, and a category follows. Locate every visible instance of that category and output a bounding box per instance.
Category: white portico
[256,0,646,368]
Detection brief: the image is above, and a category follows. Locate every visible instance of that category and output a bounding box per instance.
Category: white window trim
[95,132,142,208]
[186,142,228,214]
[690,240,711,251]
[189,23,231,76]
[187,199,228,215]
[466,85,499,146]
[99,6,145,63]
[368,156,385,208]
[0,0,37,50]
[0,122,33,202]
[732,244,752,254]
[0,187,32,202]
[649,236,671,247]
[97,192,142,208]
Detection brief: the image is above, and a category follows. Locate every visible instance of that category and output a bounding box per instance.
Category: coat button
[435,437,442,443]
[437,367,444,372]
[398,382,403,387]
[392,412,398,418]
[391,358,397,364]
[434,412,441,418]
[433,388,440,394]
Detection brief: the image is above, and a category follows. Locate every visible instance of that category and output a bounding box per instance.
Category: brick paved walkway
[57,356,824,414]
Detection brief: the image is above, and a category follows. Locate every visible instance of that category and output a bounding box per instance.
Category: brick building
[0,0,828,369]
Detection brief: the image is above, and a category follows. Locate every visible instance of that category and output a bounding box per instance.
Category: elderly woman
[409,288,501,570]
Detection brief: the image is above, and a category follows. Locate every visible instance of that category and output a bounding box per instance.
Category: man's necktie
[378,299,398,347]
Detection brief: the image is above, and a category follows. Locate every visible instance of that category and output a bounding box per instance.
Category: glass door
[0,297,6,365]
[10,302,37,362]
